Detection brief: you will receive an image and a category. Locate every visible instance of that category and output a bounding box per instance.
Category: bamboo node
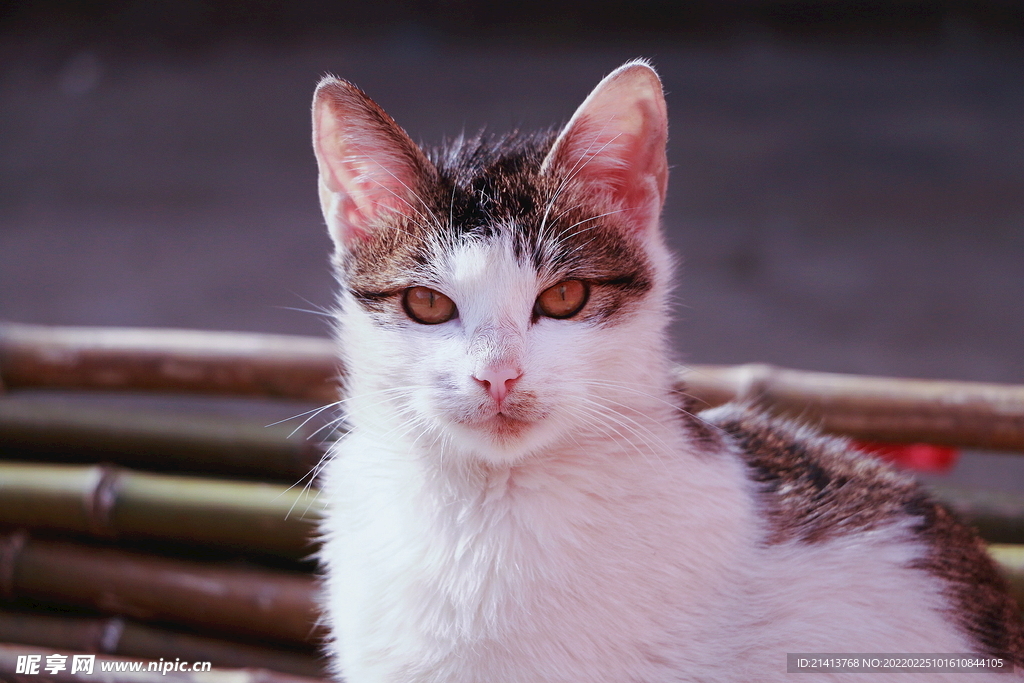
[87,465,124,537]
[734,363,777,404]
[0,530,28,598]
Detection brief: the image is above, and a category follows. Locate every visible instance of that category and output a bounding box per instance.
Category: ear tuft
[541,60,669,235]
[312,77,436,249]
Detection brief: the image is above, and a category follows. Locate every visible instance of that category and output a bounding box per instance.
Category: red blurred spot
[853,440,960,474]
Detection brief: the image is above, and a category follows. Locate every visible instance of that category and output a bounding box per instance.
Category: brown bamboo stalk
[0,533,321,645]
[3,322,1023,451]
[0,400,325,480]
[0,322,339,402]
[0,643,328,683]
[0,462,323,557]
[0,611,324,677]
[677,363,1024,451]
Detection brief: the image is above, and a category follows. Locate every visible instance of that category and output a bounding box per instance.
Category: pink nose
[474,364,522,404]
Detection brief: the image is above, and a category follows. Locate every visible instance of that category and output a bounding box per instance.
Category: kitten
[312,60,1024,682]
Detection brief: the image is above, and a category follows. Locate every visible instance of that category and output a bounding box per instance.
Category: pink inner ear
[318,128,420,241]
[313,78,435,247]
[552,107,667,230]
[543,64,669,234]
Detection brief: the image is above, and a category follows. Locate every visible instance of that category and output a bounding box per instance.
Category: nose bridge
[456,237,531,373]
[470,322,523,368]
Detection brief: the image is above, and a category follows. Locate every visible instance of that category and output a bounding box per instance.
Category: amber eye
[536,280,588,319]
[403,286,457,324]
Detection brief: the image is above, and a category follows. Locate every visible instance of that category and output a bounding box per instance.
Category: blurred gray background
[1,2,1022,484]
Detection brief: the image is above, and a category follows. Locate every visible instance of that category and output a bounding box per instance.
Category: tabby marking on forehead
[339,130,654,324]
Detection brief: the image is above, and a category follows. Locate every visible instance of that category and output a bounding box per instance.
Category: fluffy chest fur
[320,411,755,681]
[310,61,1024,682]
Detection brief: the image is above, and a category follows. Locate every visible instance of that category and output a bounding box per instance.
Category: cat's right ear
[312,77,436,249]
[541,60,668,237]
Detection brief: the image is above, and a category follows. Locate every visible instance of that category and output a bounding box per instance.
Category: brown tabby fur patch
[705,402,1024,663]
[906,494,1024,664]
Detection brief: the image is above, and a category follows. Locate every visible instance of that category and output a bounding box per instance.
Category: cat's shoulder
[697,401,1024,663]
[698,401,918,545]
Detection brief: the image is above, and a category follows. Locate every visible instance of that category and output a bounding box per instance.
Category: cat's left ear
[312,77,437,250]
[541,60,668,235]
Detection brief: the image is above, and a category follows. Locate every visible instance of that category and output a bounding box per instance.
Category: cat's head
[313,60,673,466]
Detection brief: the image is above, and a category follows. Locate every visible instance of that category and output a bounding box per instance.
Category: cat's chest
[320,432,757,677]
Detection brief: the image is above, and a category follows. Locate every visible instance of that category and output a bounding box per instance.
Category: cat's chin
[443,412,562,465]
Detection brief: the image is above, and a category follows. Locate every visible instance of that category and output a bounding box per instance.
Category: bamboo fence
[2,320,1024,676]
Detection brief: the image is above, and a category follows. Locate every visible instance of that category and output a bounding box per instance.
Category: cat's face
[313,61,672,465]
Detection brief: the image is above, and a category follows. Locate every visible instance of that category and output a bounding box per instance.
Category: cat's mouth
[458,398,545,441]
[442,388,547,443]
[484,412,533,438]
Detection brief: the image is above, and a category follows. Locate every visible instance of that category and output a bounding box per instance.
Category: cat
[311,60,1024,682]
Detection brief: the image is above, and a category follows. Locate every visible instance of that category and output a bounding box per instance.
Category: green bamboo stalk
[3,322,1023,451]
[0,533,321,645]
[0,462,323,557]
[0,399,326,480]
[0,611,324,677]
[0,643,327,683]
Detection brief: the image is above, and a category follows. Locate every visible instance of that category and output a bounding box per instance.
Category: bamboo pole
[0,533,322,645]
[678,363,1024,452]
[0,322,339,402]
[0,400,325,481]
[0,643,329,683]
[0,462,323,557]
[0,611,324,677]
[2,322,1023,450]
